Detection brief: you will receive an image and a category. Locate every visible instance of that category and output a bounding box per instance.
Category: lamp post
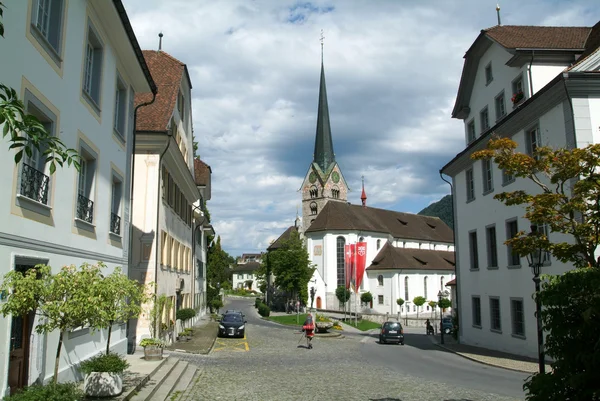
[526,225,545,374]
[438,290,445,344]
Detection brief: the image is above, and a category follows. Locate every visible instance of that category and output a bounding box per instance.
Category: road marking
[213,332,249,352]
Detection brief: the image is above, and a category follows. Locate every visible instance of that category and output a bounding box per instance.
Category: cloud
[123,0,600,257]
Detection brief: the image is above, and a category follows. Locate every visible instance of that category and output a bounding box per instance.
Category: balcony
[20,163,49,205]
[110,212,121,235]
[76,194,94,224]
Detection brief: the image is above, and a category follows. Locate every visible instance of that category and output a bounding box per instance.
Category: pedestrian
[302,313,315,349]
[425,319,433,335]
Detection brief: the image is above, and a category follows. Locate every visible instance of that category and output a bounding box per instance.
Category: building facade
[0,0,155,395]
[130,50,199,346]
[441,23,600,358]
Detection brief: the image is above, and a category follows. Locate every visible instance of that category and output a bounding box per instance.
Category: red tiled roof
[446,278,457,286]
[194,158,211,186]
[135,50,185,132]
[366,242,455,271]
[484,25,590,50]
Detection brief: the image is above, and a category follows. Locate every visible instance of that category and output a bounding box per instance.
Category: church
[271,51,456,318]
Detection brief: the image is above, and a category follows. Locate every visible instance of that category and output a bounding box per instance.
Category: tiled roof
[366,242,455,271]
[194,158,212,186]
[446,278,457,286]
[571,21,600,66]
[231,261,261,273]
[484,25,590,50]
[135,50,185,132]
[305,202,453,243]
[268,226,299,251]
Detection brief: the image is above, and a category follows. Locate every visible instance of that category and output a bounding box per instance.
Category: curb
[206,334,218,354]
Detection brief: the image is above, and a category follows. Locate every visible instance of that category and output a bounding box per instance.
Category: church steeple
[313,32,335,173]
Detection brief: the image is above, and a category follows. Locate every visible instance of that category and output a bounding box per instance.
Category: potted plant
[140,338,165,360]
[511,91,524,105]
[178,327,193,341]
[80,352,130,397]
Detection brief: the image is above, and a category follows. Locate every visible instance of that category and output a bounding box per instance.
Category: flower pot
[84,372,123,397]
[143,345,163,361]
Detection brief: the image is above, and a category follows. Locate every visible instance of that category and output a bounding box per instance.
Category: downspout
[439,172,460,341]
[527,50,535,97]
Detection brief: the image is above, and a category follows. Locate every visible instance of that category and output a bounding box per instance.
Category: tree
[207,235,234,288]
[0,263,104,383]
[268,230,315,304]
[90,266,146,355]
[428,300,438,319]
[360,291,373,306]
[472,137,600,400]
[396,298,405,307]
[413,296,426,320]
[0,3,79,173]
[418,194,454,230]
[438,298,451,311]
[335,286,351,308]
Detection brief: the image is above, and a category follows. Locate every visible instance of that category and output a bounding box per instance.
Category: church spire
[361,176,367,207]
[313,30,335,173]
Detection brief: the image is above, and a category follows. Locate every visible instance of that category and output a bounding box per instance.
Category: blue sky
[123,0,600,257]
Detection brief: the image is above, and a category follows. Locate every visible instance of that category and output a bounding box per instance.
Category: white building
[231,262,261,290]
[130,50,199,345]
[0,0,155,395]
[441,22,600,358]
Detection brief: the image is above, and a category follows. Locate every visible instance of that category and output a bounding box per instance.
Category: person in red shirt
[302,313,315,349]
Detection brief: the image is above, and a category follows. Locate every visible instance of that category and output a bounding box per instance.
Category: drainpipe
[439,172,460,341]
[528,50,535,97]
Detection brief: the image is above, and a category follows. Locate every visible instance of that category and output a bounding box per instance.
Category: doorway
[316,296,322,309]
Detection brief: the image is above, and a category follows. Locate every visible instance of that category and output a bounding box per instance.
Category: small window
[30,0,65,64]
[466,168,475,202]
[469,231,479,270]
[114,75,127,139]
[486,226,498,268]
[482,159,493,193]
[82,21,104,110]
[495,91,506,120]
[506,219,520,266]
[378,295,384,305]
[485,63,493,84]
[467,119,476,143]
[502,169,514,185]
[511,299,525,336]
[526,126,541,158]
[76,147,97,224]
[110,176,122,235]
[332,187,340,198]
[237,274,243,279]
[377,275,384,286]
[480,107,490,132]
[376,239,381,250]
[489,297,501,332]
[309,185,318,198]
[472,296,481,327]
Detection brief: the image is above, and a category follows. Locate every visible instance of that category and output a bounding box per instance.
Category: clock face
[309,172,317,184]
[332,171,340,183]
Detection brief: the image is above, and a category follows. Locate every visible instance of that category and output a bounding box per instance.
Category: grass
[267,313,308,326]
[342,319,381,331]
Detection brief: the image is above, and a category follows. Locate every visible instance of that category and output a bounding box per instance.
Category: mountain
[418,195,453,230]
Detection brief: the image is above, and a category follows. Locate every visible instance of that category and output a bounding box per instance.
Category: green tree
[335,286,351,308]
[269,230,315,304]
[438,298,451,310]
[418,194,454,230]
[360,291,373,306]
[413,296,426,320]
[207,235,234,288]
[428,300,438,319]
[0,3,79,173]
[396,298,405,307]
[472,137,600,400]
[0,263,104,383]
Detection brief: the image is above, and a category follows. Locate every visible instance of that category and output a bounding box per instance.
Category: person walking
[302,313,315,349]
[425,319,434,335]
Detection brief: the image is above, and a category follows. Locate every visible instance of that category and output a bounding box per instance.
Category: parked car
[219,312,247,338]
[440,317,453,334]
[379,321,404,345]
[224,309,245,318]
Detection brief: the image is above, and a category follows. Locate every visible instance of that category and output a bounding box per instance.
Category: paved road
[175,298,528,401]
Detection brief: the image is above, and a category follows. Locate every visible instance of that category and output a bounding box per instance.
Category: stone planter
[84,372,123,397]
[315,322,333,333]
[143,345,163,361]
[178,335,190,342]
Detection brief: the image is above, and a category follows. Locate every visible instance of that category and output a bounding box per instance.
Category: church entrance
[316,297,322,309]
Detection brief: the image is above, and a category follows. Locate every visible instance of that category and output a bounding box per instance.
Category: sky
[123,0,599,257]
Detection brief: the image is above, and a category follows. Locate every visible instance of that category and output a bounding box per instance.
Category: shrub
[255,298,263,308]
[180,328,193,336]
[258,304,270,317]
[360,291,373,305]
[80,352,130,375]
[316,313,331,322]
[210,298,224,312]
[4,382,84,401]
[176,308,196,322]
[140,338,165,348]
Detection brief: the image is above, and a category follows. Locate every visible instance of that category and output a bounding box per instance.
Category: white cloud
[123,0,600,256]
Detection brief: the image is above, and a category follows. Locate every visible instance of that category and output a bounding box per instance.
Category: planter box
[143,345,163,361]
[84,372,123,397]
[315,322,333,333]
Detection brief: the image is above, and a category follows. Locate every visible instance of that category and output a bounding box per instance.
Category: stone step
[129,357,180,401]
[165,362,197,400]
[150,360,189,401]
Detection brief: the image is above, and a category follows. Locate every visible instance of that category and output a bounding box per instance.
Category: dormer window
[485,63,493,85]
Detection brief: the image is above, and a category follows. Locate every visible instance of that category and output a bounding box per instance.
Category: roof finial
[496,4,501,26]
[158,32,163,51]
[320,29,325,64]
[361,176,367,207]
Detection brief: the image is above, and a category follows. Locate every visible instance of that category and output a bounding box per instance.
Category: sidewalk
[166,315,218,354]
[428,334,552,374]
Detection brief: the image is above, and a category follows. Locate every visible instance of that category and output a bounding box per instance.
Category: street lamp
[525,225,545,374]
[437,290,445,344]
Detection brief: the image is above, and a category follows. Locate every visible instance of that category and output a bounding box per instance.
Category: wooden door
[8,313,30,394]
[316,297,322,309]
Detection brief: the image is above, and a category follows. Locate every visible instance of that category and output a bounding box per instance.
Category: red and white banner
[355,242,367,292]
[344,244,355,290]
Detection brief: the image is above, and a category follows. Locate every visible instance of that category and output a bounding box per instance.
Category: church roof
[305,201,453,243]
[313,63,336,173]
[366,242,455,271]
[268,225,299,251]
[230,261,261,273]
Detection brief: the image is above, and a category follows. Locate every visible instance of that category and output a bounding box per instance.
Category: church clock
[309,172,317,184]
[332,171,340,183]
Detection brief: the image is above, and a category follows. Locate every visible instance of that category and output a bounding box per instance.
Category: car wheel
[379,337,385,344]
[444,328,451,334]
[400,341,404,345]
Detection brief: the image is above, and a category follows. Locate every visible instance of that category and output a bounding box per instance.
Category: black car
[224,309,245,319]
[441,317,453,334]
[379,321,404,345]
[218,313,247,338]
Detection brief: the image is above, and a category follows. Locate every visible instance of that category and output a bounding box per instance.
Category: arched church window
[332,186,340,199]
[424,276,428,299]
[310,202,318,215]
[404,276,409,300]
[336,237,346,287]
[440,276,445,289]
[377,275,384,286]
[377,239,381,250]
[310,186,318,198]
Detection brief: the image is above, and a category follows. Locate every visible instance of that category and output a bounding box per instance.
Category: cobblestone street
[169,299,527,401]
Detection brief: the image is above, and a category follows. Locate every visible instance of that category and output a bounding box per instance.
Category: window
[466,168,475,202]
[526,126,541,158]
[480,107,490,132]
[336,237,345,287]
[485,63,493,84]
[482,159,493,193]
[76,146,96,224]
[440,276,445,288]
[30,0,65,63]
[506,219,520,266]
[377,275,384,286]
[495,91,506,120]
[404,276,409,300]
[376,239,381,250]
[378,295,384,305]
[114,75,127,139]
[423,276,428,299]
[472,296,481,327]
[469,231,479,270]
[161,231,168,266]
[532,223,551,264]
[511,299,525,337]
[82,22,104,110]
[512,75,524,105]
[177,91,185,123]
[486,226,498,268]
[467,119,476,143]
[310,202,317,215]
[502,169,514,185]
[309,186,318,198]
[489,297,501,332]
[237,274,242,279]
[110,175,122,235]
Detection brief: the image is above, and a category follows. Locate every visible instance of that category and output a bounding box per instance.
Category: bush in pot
[140,338,165,361]
[80,352,130,397]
